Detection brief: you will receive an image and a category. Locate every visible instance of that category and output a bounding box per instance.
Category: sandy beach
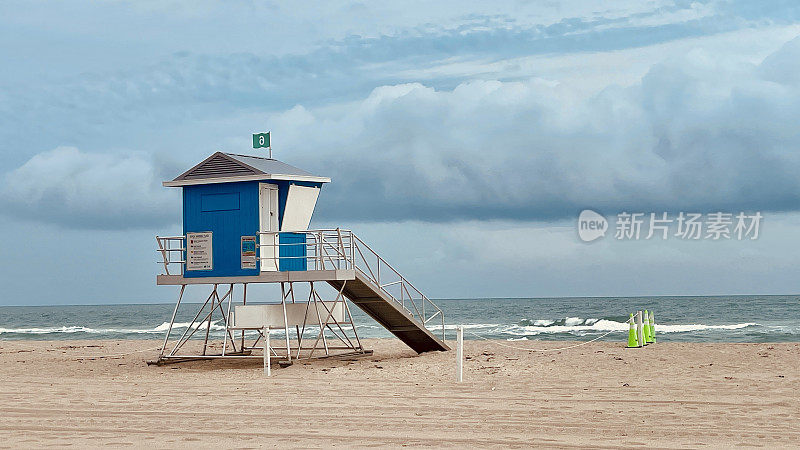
[0,338,797,448]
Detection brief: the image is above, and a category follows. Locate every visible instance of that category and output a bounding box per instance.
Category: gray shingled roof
[225,153,319,178]
[164,151,330,186]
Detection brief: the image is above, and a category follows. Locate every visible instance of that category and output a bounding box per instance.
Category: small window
[201,193,240,212]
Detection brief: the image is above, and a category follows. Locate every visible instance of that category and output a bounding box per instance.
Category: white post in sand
[263,326,271,377]
[456,325,464,382]
[636,311,644,347]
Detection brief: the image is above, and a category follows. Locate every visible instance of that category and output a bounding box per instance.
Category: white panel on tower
[280,185,320,231]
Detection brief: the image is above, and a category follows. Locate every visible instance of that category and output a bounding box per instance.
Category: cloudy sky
[2,0,800,305]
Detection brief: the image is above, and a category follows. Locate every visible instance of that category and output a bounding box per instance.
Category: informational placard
[186,232,213,271]
[241,236,257,270]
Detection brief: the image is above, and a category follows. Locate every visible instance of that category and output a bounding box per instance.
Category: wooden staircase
[328,271,449,353]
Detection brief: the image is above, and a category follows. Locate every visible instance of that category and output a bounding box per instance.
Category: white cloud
[6,35,800,230]
[276,35,800,222]
[1,147,178,229]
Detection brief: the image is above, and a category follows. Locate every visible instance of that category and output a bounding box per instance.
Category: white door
[259,183,279,271]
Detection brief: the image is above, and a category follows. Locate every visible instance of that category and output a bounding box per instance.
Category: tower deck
[157,269,355,285]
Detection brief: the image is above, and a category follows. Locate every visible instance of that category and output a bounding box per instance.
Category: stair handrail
[348,232,445,341]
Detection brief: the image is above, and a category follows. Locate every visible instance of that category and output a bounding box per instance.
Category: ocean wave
[441,323,501,330]
[519,317,604,327]
[655,323,758,333]
[152,321,227,332]
[457,320,760,337]
[501,319,630,336]
[0,326,102,334]
[0,319,761,338]
[0,320,229,335]
[0,325,166,335]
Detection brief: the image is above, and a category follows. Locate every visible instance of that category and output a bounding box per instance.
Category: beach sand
[0,339,797,448]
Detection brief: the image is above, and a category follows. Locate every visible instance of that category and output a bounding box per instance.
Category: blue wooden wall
[182,180,323,277]
[183,181,260,278]
[279,233,308,271]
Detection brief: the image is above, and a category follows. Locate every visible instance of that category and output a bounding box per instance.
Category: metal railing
[155,229,445,340]
[155,236,186,276]
[256,229,355,271]
[257,229,445,340]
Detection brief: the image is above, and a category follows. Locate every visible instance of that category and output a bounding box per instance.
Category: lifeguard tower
[153,142,447,366]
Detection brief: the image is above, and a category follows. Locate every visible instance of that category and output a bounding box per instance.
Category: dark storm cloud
[294,38,800,222]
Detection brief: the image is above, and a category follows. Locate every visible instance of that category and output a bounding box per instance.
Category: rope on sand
[463,317,630,352]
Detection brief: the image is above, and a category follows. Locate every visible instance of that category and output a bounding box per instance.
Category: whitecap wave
[501,319,631,336]
[655,323,758,333]
[0,326,102,334]
[474,320,759,336]
[0,320,229,335]
[441,323,501,330]
[520,317,605,327]
[152,321,226,332]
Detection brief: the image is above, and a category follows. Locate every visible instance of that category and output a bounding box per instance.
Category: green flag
[253,132,270,148]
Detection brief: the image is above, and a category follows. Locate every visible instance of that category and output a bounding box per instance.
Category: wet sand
[0,339,797,448]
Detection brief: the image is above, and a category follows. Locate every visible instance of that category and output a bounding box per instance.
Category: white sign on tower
[186,232,213,270]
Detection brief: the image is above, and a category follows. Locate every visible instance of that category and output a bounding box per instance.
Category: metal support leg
[340,286,363,352]
[202,285,218,356]
[168,287,216,357]
[308,283,329,358]
[290,283,302,357]
[222,283,234,356]
[240,283,247,351]
[160,285,185,358]
[280,282,291,362]
[314,285,354,349]
[296,289,312,360]
[174,285,234,356]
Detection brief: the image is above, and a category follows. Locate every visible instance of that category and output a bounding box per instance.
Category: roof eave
[163,173,331,187]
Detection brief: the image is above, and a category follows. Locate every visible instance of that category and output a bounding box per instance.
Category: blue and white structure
[154,147,447,366]
[165,152,329,276]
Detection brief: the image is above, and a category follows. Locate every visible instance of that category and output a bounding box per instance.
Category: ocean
[0,295,797,343]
